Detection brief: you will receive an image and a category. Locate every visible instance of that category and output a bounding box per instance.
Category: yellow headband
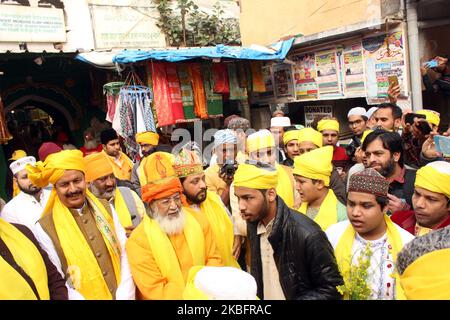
[297,127,323,148]
[293,146,333,186]
[247,130,275,154]
[234,163,278,189]
[400,248,450,300]
[135,131,159,146]
[415,164,450,198]
[416,109,440,127]
[317,119,339,133]
[282,130,300,146]
[84,152,114,182]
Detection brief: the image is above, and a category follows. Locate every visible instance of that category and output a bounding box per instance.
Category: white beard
[153,208,186,236]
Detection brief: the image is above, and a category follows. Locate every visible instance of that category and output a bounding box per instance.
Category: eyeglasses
[156,194,182,208]
[348,119,364,127]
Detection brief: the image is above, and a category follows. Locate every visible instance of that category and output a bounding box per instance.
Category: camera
[345,143,357,159]
[220,159,237,177]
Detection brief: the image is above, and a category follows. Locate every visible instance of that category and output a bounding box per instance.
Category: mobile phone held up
[405,113,426,126]
[388,75,399,88]
[434,135,450,157]
[424,60,438,68]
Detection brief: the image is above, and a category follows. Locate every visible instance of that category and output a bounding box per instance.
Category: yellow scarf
[276,164,295,208]
[334,215,406,300]
[400,248,450,300]
[53,190,121,300]
[299,189,339,231]
[184,192,240,269]
[0,219,50,300]
[143,212,205,289]
[114,188,133,228]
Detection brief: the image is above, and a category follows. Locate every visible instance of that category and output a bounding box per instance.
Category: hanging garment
[177,64,196,120]
[103,82,125,123]
[237,61,248,88]
[201,64,223,118]
[249,61,266,92]
[211,63,230,93]
[187,63,208,119]
[165,63,185,123]
[227,63,248,100]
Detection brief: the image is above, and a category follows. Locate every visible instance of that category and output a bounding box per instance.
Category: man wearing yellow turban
[326,168,414,300]
[234,161,343,300]
[173,146,240,269]
[296,127,347,204]
[392,161,450,236]
[84,152,146,237]
[28,150,135,300]
[294,146,348,231]
[130,131,160,196]
[281,128,300,167]
[126,152,222,300]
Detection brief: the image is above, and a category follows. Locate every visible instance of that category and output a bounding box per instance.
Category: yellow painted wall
[239,0,382,45]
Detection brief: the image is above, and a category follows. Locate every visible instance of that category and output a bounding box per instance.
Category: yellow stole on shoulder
[184,192,240,269]
[0,219,50,300]
[276,164,295,208]
[299,189,338,231]
[334,215,406,300]
[114,188,133,228]
[143,212,205,288]
[52,189,121,300]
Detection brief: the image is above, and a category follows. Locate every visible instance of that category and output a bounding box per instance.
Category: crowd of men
[1,94,449,300]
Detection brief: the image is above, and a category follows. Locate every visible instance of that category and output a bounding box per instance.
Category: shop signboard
[304,105,333,128]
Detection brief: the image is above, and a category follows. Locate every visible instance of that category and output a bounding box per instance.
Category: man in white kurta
[1,156,51,232]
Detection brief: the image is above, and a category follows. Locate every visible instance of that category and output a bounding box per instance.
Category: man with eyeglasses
[126,152,222,300]
[346,107,368,162]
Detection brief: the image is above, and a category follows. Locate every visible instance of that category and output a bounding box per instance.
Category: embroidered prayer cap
[183,266,258,300]
[416,109,440,127]
[415,161,450,198]
[227,117,250,131]
[100,128,119,145]
[135,131,159,146]
[347,107,367,119]
[224,114,240,128]
[10,156,36,175]
[282,129,300,146]
[173,144,203,178]
[317,119,339,133]
[348,168,390,197]
[365,107,378,119]
[270,116,291,127]
[9,149,27,161]
[293,146,333,186]
[297,127,323,148]
[246,129,275,154]
[84,152,113,182]
[214,129,237,148]
[38,142,62,161]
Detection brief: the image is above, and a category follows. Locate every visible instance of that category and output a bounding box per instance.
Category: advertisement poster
[343,43,366,97]
[272,63,295,99]
[315,49,343,98]
[292,53,319,100]
[304,105,333,128]
[362,31,407,105]
[257,64,275,100]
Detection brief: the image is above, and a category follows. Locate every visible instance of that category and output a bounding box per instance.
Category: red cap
[38,142,62,161]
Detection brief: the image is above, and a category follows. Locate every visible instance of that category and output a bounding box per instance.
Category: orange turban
[140,152,186,204]
[135,131,159,146]
[84,152,114,182]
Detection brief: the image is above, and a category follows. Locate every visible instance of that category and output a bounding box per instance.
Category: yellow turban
[9,149,27,160]
[416,109,440,127]
[135,131,159,146]
[234,163,278,189]
[317,119,339,132]
[415,161,450,198]
[297,127,323,148]
[84,152,114,182]
[26,149,86,188]
[360,129,374,145]
[282,130,300,146]
[247,129,275,153]
[400,248,450,300]
[293,146,333,186]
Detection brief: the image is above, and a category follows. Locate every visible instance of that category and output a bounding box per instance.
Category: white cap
[347,107,367,118]
[366,107,378,119]
[10,156,36,175]
[270,116,291,127]
[424,161,450,175]
[194,267,257,300]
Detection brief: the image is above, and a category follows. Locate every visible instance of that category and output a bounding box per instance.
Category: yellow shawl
[299,189,339,231]
[335,215,406,300]
[143,212,205,289]
[0,218,50,300]
[276,164,295,208]
[114,188,133,228]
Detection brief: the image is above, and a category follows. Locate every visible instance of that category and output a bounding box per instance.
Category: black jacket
[247,197,343,300]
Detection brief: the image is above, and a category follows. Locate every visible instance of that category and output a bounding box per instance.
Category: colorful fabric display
[227,63,248,100]
[212,63,230,94]
[187,63,209,119]
[201,64,223,118]
[177,64,197,120]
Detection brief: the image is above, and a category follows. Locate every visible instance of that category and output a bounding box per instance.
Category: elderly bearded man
[126,152,222,300]
[29,150,135,300]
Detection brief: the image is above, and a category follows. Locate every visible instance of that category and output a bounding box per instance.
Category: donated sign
[304,105,333,127]
[0,5,66,42]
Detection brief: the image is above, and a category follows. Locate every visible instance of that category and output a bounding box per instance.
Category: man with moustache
[173,146,239,268]
[29,150,135,300]
[126,152,222,300]
[233,161,343,300]
[362,129,416,215]
[326,168,414,300]
[1,156,51,232]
